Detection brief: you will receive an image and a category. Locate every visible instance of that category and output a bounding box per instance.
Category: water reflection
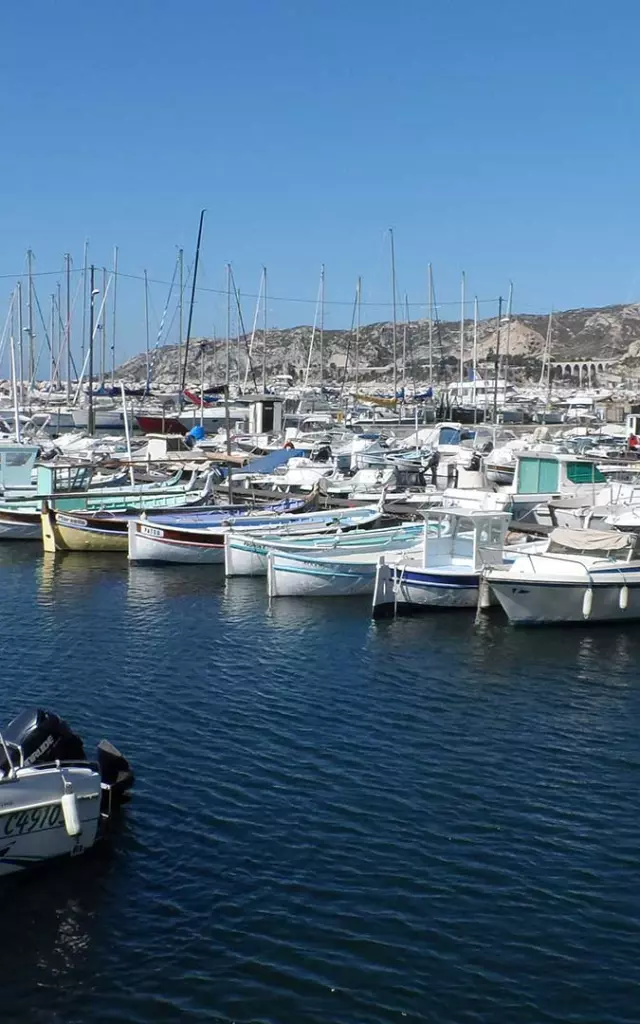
[0,542,42,569]
[0,846,115,983]
[37,551,127,599]
[126,562,226,605]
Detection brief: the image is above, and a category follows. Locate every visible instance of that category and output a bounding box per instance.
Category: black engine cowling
[0,708,86,775]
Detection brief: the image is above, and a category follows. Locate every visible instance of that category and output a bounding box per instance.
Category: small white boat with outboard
[0,708,133,876]
[483,527,640,624]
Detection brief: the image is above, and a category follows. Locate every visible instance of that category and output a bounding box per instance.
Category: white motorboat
[548,483,640,531]
[510,451,608,527]
[0,708,133,876]
[484,528,640,625]
[372,508,530,616]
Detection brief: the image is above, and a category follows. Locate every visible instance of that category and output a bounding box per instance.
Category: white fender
[582,587,593,620]
[619,584,629,611]
[61,790,81,837]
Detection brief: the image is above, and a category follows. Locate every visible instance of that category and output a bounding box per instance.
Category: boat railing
[0,735,20,779]
[519,549,595,581]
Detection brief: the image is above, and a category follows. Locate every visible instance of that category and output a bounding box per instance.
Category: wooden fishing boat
[39,503,255,553]
[225,519,419,577]
[128,506,382,564]
[0,507,42,540]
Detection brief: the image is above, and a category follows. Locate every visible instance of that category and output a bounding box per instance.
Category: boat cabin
[511,451,607,521]
[247,397,283,435]
[0,444,39,492]
[514,452,606,495]
[419,508,512,571]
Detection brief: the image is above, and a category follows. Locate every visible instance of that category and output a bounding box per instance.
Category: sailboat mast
[65,254,71,401]
[50,293,55,384]
[503,281,513,386]
[101,267,107,382]
[81,240,88,368]
[319,263,325,388]
[236,283,241,387]
[27,249,34,385]
[262,265,268,392]
[402,293,408,393]
[225,263,231,385]
[17,280,24,405]
[9,291,20,442]
[492,296,503,421]
[472,295,478,421]
[390,228,397,400]
[428,263,433,385]
[539,310,553,387]
[459,270,466,390]
[111,246,118,385]
[177,248,184,386]
[180,208,206,395]
[355,276,361,393]
[88,265,96,436]
[144,269,150,387]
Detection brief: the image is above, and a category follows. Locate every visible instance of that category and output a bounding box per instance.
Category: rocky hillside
[116,303,640,385]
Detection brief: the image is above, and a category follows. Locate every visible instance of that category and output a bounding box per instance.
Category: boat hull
[372,562,480,616]
[43,511,129,552]
[0,509,41,540]
[0,765,101,877]
[485,466,514,486]
[267,553,378,598]
[225,523,423,577]
[487,573,640,625]
[128,521,225,563]
[135,415,186,435]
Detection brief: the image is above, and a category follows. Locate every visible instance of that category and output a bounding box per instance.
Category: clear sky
[1,0,639,362]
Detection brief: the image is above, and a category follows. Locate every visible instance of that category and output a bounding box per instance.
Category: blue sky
[1,0,639,361]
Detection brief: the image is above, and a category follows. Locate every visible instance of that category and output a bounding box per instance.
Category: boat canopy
[548,528,636,555]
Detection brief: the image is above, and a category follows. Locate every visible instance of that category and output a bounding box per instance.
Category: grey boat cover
[548,527,635,555]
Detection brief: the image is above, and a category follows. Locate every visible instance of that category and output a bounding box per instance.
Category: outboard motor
[0,708,134,808]
[97,739,134,807]
[311,444,332,463]
[0,708,86,775]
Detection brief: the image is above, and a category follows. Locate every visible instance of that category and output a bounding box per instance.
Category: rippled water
[0,546,639,1023]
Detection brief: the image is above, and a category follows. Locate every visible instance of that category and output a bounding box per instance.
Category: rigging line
[0,268,83,281]
[110,269,503,309]
[2,264,506,311]
[339,288,359,397]
[148,257,180,381]
[230,269,258,392]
